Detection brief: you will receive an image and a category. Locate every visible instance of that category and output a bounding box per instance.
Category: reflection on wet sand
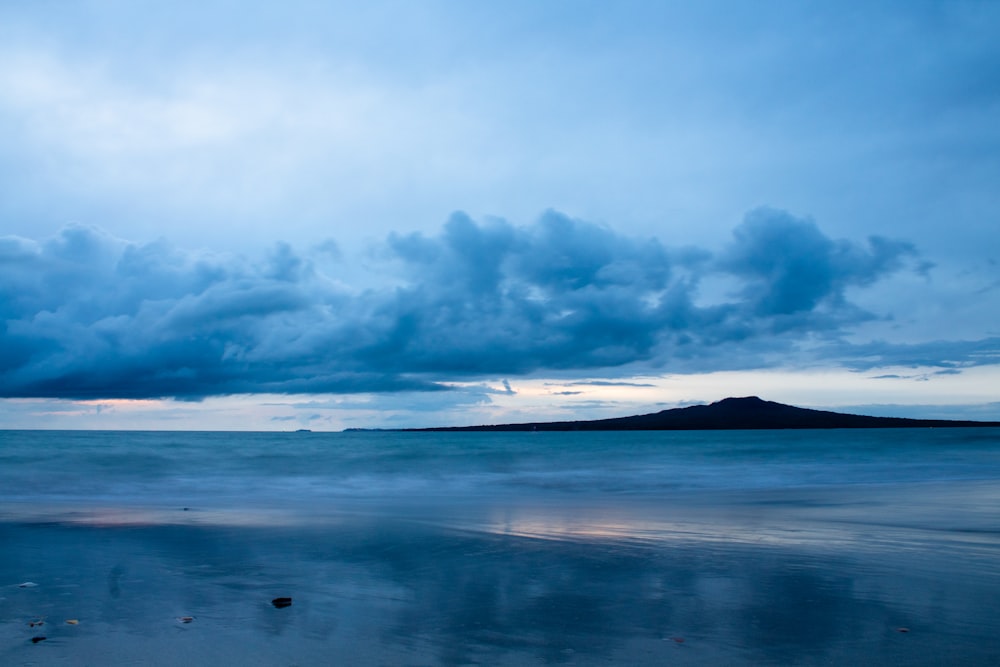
[3,501,999,666]
[0,505,312,529]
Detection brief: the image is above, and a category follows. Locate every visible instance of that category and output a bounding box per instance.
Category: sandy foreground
[3,491,1000,666]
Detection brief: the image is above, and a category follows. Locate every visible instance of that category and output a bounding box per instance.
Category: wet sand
[3,492,1000,666]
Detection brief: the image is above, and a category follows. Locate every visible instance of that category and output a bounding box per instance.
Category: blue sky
[1,1,998,429]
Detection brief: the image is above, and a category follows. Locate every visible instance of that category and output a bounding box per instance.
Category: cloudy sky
[1,0,998,430]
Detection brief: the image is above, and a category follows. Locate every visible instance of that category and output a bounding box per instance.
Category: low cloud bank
[1,208,985,400]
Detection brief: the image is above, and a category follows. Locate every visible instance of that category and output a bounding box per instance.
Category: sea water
[2,428,999,665]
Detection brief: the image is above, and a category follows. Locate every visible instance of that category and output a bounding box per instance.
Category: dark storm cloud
[0,225,441,398]
[720,208,918,318]
[0,209,967,399]
[367,211,679,375]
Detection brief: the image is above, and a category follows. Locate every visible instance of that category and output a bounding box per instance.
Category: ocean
[2,428,999,665]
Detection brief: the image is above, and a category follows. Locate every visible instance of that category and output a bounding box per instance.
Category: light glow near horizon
[3,366,998,431]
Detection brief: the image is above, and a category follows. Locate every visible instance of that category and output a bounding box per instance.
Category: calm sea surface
[2,428,999,665]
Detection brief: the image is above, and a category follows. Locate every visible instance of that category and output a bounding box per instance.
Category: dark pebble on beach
[272,597,293,608]
[31,636,46,644]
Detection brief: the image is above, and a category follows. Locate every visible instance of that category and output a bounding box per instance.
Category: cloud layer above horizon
[1,1,998,422]
[3,208,995,401]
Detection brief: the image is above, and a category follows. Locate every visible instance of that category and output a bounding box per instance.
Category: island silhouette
[405,396,1000,431]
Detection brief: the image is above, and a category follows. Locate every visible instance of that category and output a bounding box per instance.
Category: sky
[1,0,999,430]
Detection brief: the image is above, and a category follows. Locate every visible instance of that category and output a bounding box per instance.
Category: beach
[3,429,1000,665]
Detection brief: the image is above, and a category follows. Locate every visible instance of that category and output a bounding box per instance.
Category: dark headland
[405,396,1000,432]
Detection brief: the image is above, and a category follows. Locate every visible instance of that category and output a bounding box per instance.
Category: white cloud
[0,48,490,228]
